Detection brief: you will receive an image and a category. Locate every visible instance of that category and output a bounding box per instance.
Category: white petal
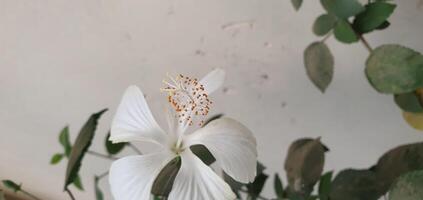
[109,151,175,200]
[111,85,167,145]
[186,117,257,183]
[199,68,225,94]
[168,150,236,200]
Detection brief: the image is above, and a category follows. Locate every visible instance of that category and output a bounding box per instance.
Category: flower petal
[200,68,225,94]
[109,151,175,200]
[111,86,167,145]
[186,117,257,183]
[168,150,236,200]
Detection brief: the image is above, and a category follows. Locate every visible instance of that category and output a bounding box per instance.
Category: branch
[20,189,43,200]
[359,34,373,53]
[87,150,119,161]
[321,31,333,43]
[65,188,75,200]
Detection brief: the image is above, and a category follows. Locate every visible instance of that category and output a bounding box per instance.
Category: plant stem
[87,150,118,160]
[239,188,269,200]
[321,31,333,43]
[97,170,109,180]
[20,189,43,200]
[65,188,75,200]
[359,34,373,53]
[129,143,143,155]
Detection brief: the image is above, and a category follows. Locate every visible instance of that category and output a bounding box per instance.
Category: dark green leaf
[2,180,21,192]
[247,173,269,199]
[329,169,385,200]
[365,44,423,94]
[389,170,423,200]
[313,14,337,36]
[284,138,327,197]
[105,132,127,155]
[152,157,181,197]
[224,161,266,198]
[73,175,84,191]
[190,145,216,165]
[318,171,333,200]
[376,21,390,30]
[353,2,396,34]
[394,92,423,113]
[64,109,107,190]
[320,0,365,19]
[334,20,358,43]
[59,126,72,157]
[94,177,104,200]
[304,42,334,92]
[291,0,303,11]
[373,142,423,194]
[274,173,285,198]
[50,153,64,165]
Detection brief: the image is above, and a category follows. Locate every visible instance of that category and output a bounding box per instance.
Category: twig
[321,31,333,43]
[87,150,118,160]
[65,188,75,200]
[239,188,269,200]
[128,143,143,155]
[96,170,109,180]
[20,189,43,200]
[359,34,373,53]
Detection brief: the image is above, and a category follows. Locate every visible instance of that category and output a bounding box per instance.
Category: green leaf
[313,14,337,36]
[373,142,423,194]
[318,171,333,200]
[394,92,423,113]
[402,111,423,130]
[284,138,327,197]
[291,0,303,11]
[224,161,266,198]
[64,109,107,190]
[50,153,64,165]
[247,173,269,199]
[151,157,181,197]
[353,2,396,34]
[304,42,334,92]
[329,169,384,200]
[105,132,127,155]
[2,180,21,192]
[73,175,84,191]
[334,20,358,43]
[274,173,285,198]
[190,145,216,165]
[94,177,104,200]
[320,0,365,19]
[366,44,423,94]
[389,170,423,200]
[376,21,390,30]
[59,126,72,157]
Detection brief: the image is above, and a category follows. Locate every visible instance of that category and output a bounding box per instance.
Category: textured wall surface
[1,0,423,199]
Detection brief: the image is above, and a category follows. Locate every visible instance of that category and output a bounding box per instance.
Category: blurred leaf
[190,145,216,165]
[395,92,423,113]
[247,173,269,199]
[329,169,385,200]
[59,126,72,157]
[73,175,84,191]
[274,173,285,199]
[2,180,21,192]
[105,132,127,155]
[313,14,337,36]
[50,153,64,165]
[284,138,327,197]
[224,161,266,198]
[318,171,333,200]
[334,20,358,43]
[353,2,396,33]
[304,42,334,93]
[94,177,103,200]
[373,142,423,193]
[320,0,364,19]
[403,112,423,130]
[376,21,391,30]
[366,44,423,94]
[152,157,181,197]
[64,109,107,190]
[202,114,224,127]
[291,0,303,11]
[389,170,423,200]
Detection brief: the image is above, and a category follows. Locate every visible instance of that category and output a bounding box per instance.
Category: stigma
[161,73,212,126]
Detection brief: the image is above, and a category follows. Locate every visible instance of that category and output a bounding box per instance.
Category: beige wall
[1,0,423,199]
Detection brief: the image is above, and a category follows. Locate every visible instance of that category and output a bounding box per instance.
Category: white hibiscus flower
[109,69,258,200]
